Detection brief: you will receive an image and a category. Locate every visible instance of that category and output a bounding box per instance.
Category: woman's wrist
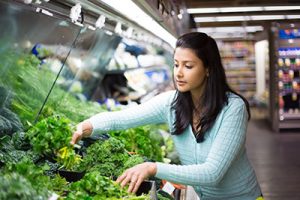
[147,162,157,176]
[79,120,93,137]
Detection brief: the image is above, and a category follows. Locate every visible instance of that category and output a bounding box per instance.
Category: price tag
[162,181,175,195]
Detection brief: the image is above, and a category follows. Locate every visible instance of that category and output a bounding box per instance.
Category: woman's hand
[116,162,157,193]
[70,121,93,145]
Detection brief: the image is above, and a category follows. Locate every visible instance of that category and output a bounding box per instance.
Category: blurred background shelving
[218,40,256,105]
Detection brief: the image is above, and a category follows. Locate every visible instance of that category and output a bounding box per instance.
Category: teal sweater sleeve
[88,91,174,135]
[155,97,248,186]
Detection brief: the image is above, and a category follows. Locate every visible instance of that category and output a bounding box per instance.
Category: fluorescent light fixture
[209,32,254,39]
[197,26,264,33]
[287,15,300,19]
[194,15,289,22]
[220,6,263,13]
[194,17,216,23]
[197,26,263,39]
[250,15,285,20]
[100,0,176,47]
[187,8,219,14]
[264,6,300,11]
[195,16,248,22]
[188,6,300,14]
[216,16,246,22]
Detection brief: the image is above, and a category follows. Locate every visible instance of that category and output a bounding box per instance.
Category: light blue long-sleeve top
[88,90,262,200]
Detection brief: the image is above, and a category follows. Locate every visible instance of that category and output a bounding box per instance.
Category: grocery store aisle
[246,118,300,200]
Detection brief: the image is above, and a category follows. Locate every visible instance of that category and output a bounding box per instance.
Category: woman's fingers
[116,171,127,184]
[70,131,82,145]
[132,177,143,193]
[117,170,132,188]
[127,175,138,193]
[121,174,132,187]
[116,162,157,193]
[119,173,142,193]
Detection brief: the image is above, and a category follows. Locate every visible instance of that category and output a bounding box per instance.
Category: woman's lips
[176,80,187,86]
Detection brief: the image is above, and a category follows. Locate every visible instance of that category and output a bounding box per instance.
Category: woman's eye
[174,64,179,68]
[185,65,193,69]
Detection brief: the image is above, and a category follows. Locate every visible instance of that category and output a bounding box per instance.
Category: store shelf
[279,120,300,129]
[218,40,256,105]
[270,23,300,131]
[280,112,300,120]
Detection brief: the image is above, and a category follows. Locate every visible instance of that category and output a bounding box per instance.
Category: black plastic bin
[136,180,158,200]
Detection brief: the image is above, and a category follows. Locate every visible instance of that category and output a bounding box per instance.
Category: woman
[71,32,262,200]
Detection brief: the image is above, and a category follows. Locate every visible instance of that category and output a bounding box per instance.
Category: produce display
[0,49,175,199]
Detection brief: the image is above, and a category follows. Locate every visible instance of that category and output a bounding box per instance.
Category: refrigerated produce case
[0,0,176,199]
[269,22,300,131]
[0,0,173,120]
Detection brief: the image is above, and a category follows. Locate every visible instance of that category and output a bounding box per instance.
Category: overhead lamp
[188,6,300,14]
[216,16,247,22]
[188,8,219,14]
[208,32,254,39]
[197,26,264,33]
[194,17,216,23]
[287,15,300,19]
[250,15,285,20]
[100,0,176,47]
[264,6,300,11]
[194,16,248,23]
[219,6,263,13]
[194,15,291,22]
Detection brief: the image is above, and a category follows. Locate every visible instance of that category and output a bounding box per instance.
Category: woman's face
[173,47,208,97]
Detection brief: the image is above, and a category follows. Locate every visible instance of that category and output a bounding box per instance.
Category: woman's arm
[71,91,175,144]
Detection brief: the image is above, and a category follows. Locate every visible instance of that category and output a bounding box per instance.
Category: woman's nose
[175,66,183,77]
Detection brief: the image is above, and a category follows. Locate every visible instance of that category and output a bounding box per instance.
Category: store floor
[247,117,300,200]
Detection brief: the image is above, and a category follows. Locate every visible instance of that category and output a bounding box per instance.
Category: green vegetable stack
[26,115,81,170]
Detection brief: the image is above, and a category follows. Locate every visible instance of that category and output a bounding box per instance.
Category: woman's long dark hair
[171,32,250,142]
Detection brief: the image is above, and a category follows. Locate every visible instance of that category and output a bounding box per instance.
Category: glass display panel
[45,26,122,122]
[0,1,81,129]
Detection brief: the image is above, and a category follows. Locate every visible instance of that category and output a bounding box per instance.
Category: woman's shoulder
[156,90,177,99]
[226,92,246,108]
[145,90,176,106]
[156,90,177,104]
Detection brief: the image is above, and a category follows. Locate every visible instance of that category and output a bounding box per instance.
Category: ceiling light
[286,15,300,19]
[208,32,254,39]
[187,8,220,14]
[250,15,285,20]
[215,16,247,22]
[197,26,263,33]
[194,15,287,22]
[264,6,300,11]
[219,6,263,13]
[194,17,216,23]
[188,6,300,14]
